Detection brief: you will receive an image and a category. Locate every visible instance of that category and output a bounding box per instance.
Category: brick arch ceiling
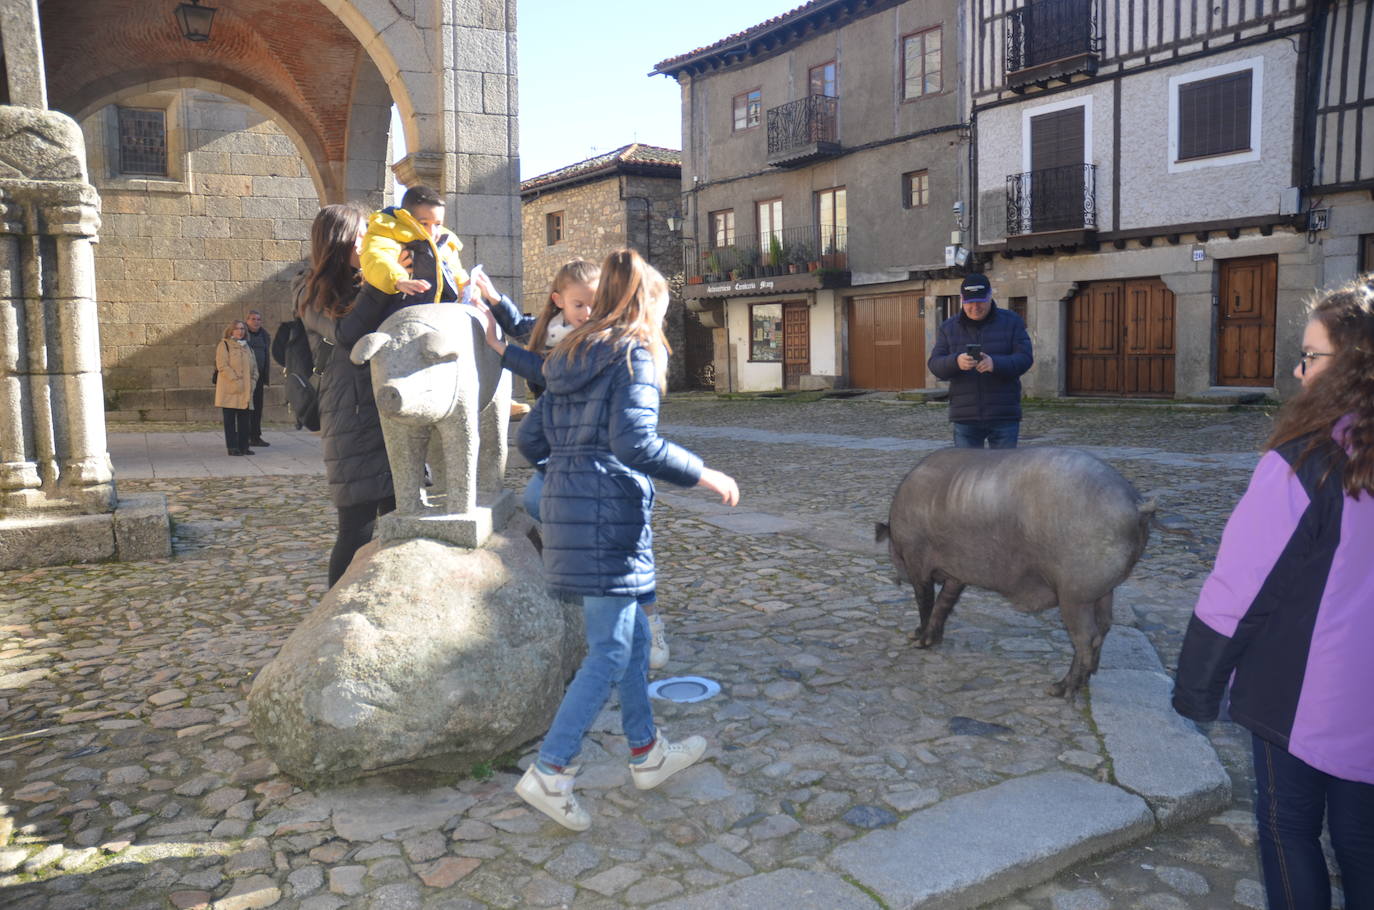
[40,0,372,167]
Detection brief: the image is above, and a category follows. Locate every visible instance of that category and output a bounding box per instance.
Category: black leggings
[329,495,396,586]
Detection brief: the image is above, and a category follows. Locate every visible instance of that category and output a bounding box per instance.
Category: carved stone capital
[391,152,445,192]
[0,106,88,183]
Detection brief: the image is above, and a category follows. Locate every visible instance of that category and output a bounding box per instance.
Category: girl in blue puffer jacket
[512,249,740,832]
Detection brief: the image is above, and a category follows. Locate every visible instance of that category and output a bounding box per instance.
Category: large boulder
[248,518,583,785]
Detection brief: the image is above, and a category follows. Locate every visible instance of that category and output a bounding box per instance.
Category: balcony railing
[766,95,840,166]
[688,224,848,283]
[1006,0,1099,86]
[1006,164,1098,236]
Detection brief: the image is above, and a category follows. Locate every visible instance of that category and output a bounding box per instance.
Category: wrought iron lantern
[175,0,216,42]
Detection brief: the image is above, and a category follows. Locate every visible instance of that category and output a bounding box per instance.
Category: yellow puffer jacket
[360,206,468,300]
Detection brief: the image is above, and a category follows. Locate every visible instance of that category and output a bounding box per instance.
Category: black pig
[876,447,1154,699]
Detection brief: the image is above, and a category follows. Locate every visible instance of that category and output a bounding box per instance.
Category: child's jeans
[524,472,657,611]
[538,595,656,768]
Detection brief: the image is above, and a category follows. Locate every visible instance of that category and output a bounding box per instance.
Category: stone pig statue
[350,304,511,517]
[876,447,1153,700]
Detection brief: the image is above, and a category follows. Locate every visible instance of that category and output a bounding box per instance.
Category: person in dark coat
[927,273,1034,448]
[244,309,271,447]
[296,203,396,586]
[511,249,739,832]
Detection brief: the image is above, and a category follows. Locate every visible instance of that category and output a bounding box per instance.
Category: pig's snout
[376,384,404,415]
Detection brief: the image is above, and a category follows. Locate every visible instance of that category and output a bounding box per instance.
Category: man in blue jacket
[927,273,1034,448]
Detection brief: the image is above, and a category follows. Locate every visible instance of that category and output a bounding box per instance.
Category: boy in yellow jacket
[360,185,469,305]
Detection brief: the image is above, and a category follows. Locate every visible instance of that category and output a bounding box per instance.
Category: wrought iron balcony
[1006,0,1099,88]
[685,224,849,290]
[766,95,840,167]
[1006,164,1098,240]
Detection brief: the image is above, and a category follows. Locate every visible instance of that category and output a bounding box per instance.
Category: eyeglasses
[1297,350,1333,375]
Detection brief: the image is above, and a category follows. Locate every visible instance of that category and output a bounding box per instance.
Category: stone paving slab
[831,771,1155,910]
[647,867,878,909]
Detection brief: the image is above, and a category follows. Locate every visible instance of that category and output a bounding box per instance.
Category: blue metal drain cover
[647,676,721,703]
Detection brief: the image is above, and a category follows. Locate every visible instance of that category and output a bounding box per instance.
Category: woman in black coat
[296,203,397,585]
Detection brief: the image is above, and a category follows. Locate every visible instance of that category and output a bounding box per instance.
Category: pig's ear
[418,330,460,364]
[350,332,390,365]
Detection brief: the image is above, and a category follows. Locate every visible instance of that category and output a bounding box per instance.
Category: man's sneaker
[630,735,706,790]
[648,614,669,670]
[515,764,589,831]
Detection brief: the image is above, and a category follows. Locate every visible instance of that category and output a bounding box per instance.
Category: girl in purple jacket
[1173,279,1374,910]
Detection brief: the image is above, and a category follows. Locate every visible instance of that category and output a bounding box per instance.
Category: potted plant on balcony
[739,246,760,279]
[703,249,724,282]
[767,235,785,276]
[789,240,813,274]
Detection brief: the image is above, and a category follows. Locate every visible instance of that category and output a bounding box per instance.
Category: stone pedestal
[0,492,172,570]
[377,488,517,548]
[248,516,585,786]
[0,104,171,567]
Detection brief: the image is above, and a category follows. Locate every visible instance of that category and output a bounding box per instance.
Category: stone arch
[321,0,437,164]
[69,72,335,204]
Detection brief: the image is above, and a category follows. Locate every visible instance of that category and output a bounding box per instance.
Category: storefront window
[749,303,783,362]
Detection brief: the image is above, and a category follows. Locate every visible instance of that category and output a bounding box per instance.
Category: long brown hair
[1267,278,1374,497]
[302,203,367,317]
[551,249,671,391]
[527,258,601,352]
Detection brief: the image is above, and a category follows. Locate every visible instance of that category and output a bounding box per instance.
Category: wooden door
[1217,256,1277,386]
[1068,280,1176,397]
[1067,282,1122,395]
[849,292,925,390]
[782,301,810,390]
[1029,106,1084,233]
[1122,279,1176,397]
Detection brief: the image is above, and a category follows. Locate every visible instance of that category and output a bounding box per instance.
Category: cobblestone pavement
[0,398,1315,909]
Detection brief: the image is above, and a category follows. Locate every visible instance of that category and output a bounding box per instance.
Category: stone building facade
[81,91,326,421]
[520,145,713,391]
[655,0,968,394]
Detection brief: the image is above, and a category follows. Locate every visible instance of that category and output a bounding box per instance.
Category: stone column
[0,106,170,568]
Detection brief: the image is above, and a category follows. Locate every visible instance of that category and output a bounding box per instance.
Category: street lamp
[175,0,216,42]
[665,213,683,233]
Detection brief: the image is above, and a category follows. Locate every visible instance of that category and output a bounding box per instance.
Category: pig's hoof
[1045,680,1067,698]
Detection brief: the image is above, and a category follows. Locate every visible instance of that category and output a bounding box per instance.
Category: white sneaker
[630,735,707,790]
[515,763,590,831]
[648,614,669,670]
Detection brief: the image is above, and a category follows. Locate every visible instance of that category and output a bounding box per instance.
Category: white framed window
[1168,58,1262,173]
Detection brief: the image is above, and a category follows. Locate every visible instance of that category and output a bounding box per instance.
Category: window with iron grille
[1177,71,1252,161]
[904,170,930,208]
[117,107,167,176]
[710,210,735,248]
[902,27,942,100]
[734,89,762,131]
[546,211,564,245]
[1009,297,1028,320]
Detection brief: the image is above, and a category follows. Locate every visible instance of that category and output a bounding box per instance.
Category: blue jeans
[524,472,657,609]
[952,419,1020,449]
[1252,734,1374,910]
[538,595,656,768]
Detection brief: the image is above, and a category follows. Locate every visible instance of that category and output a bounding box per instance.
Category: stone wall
[519,171,688,388]
[81,90,322,422]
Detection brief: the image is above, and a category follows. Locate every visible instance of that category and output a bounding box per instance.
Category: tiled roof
[653,0,840,74]
[521,144,681,195]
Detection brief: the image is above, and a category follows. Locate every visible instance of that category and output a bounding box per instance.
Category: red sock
[630,739,656,758]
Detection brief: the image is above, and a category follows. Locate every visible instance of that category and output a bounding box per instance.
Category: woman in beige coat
[215,320,259,455]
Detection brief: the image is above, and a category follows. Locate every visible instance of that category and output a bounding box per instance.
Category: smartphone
[966,343,983,361]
